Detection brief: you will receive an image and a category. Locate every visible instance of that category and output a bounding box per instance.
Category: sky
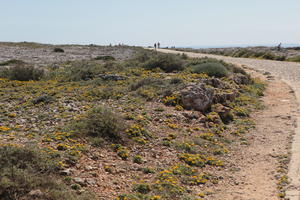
[1,0,300,47]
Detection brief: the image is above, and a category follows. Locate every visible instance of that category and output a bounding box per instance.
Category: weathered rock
[231,74,251,85]
[180,83,214,112]
[85,166,97,171]
[203,78,226,88]
[212,104,234,124]
[28,189,43,197]
[74,177,87,186]
[181,111,203,120]
[60,168,73,176]
[86,178,97,186]
[205,112,223,124]
[213,89,239,103]
[97,74,126,81]
[31,95,54,105]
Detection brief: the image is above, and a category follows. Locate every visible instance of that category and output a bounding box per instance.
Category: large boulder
[180,83,214,112]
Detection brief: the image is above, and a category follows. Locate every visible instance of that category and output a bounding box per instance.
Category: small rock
[60,168,72,176]
[117,169,126,174]
[74,177,86,186]
[28,189,43,197]
[86,178,97,186]
[85,166,94,171]
[182,111,203,120]
[231,73,251,85]
[97,74,126,81]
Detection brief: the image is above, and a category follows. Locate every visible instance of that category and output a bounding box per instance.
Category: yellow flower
[0,126,10,132]
[8,113,17,118]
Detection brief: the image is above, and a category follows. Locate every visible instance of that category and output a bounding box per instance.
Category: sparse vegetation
[191,62,229,77]
[0,44,267,199]
[0,59,25,66]
[287,55,300,62]
[53,47,65,53]
[0,145,92,200]
[94,55,116,61]
[72,105,126,141]
[0,65,44,81]
[142,53,184,72]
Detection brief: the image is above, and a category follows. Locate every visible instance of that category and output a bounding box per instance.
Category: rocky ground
[0,43,279,200]
[0,42,135,66]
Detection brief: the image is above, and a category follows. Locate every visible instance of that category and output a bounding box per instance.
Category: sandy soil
[212,76,297,200]
[157,48,300,200]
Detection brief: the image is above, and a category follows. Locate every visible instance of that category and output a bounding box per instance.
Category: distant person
[157,42,160,49]
[277,43,282,51]
[154,43,157,50]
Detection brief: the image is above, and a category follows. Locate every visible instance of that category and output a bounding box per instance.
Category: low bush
[0,65,44,81]
[72,106,126,141]
[0,59,25,66]
[287,55,300,62]
[53,48,64,53]
[192,62,229,77]
[94,55,116,61]
[133,184,151,194]
[0,145,92,200]
[49,64,95,82]
[143,54,184,72]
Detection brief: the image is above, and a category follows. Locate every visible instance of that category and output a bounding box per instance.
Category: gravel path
[157,48,300,200]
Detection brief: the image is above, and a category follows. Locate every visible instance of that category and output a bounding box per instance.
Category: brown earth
[212,75,297,200]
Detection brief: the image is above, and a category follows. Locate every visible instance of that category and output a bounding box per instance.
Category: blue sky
[1,0,299,47]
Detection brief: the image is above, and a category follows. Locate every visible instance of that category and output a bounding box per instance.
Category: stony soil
[0,42,135,66]
[1,42,297,199]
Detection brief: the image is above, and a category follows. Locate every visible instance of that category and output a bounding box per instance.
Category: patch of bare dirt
[211,73,298,200]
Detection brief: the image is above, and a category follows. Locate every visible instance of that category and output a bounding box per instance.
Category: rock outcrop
[180,83,214,112]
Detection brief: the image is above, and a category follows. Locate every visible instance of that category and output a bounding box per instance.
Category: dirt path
[156,48,300,200]
[212,77,297,200]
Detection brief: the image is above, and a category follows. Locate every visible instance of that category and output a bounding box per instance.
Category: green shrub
[133,184,151,194]
[0,59,25,66]
[73,106,126,141]
[0,145,93,200]
[31,94,54,105]
[233,49,252,57]
[49,64,95,82]
[228,65,247,75]
[261,52,276,60]
[133,155,143,164]
[192,62,229,77]
[94,55,116,61]
[53,48,64,53]
[287,55,300,62]
[170,78,183,84]
[0,65,44,81]
[143,54,184,72]
[129,78,159,91]
[90,137,105,147]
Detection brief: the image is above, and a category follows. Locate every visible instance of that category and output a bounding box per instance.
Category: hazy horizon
[1,0,299,47]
